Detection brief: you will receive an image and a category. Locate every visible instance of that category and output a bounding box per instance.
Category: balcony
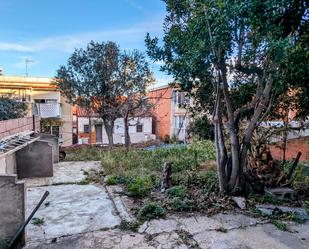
[33,103,61,118]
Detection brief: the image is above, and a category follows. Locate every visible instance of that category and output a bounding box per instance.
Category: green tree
[55,41,123,148]
[146,0,308,193]
[0,97,27,121]
[118,50,154,149]
[189,115,214,140]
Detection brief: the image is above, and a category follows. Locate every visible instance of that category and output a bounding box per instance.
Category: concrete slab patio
[23,161,309,249]
[24,161,122,244]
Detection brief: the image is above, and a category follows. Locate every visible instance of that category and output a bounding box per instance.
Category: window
[173,91,187,106]
[136,123,143,133]
[174,115,185,129]
[84,124,90,133]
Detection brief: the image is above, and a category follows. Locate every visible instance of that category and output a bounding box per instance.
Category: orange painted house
[147,85,190,141]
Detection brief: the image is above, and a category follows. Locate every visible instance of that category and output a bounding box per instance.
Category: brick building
[147,85,190,142]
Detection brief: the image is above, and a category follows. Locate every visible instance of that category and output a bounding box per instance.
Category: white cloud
[0,17,164,53]
[0,42,33,52]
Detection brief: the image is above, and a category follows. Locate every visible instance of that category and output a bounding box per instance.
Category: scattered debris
[255,204,309,221]
[232,196,246,209]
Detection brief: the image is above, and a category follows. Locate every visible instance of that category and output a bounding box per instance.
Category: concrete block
[16,141,53,179]
[39,134,59,163]
[0,174,25,245]
[265,187,295,200]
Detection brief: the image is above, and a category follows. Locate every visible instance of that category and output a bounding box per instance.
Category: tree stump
[160,161,172,192]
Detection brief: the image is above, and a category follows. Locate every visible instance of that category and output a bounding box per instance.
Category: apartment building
[0,76,73,146]
[147,85,190,142]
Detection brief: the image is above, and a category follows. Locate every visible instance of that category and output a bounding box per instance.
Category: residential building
[147,85,191,142]
[0,75,73,146]
[74,106,155,145]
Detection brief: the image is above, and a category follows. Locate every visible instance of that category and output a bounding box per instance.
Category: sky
[0,0,172,86]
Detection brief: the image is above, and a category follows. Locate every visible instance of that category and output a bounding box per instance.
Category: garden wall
[0,116,40,139]
[269,136,309,163]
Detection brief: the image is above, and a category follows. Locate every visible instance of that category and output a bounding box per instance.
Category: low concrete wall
[0,153,16,175]
[0,116,40,139]
[16,141,53,179]
[0,174,25,244]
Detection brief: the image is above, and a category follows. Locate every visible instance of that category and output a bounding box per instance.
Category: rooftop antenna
[25,58,34,77]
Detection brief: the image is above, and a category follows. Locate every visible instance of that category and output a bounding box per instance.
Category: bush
[127,177,153,198]
[167,197,196,212]
[166,185,188,199]
[137,201,165,220]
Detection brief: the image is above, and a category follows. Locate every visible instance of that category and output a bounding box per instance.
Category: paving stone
[255,204,309,220]
[178,216,221,234]
[149,232,187,249]
[139,218,178,235]
[26,184,121,241]
[194,223,309,249]
[212,213,260,230]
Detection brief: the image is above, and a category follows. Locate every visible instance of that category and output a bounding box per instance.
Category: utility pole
[25,58,34,76]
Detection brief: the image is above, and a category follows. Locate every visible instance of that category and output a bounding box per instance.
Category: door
[95,125,102,143]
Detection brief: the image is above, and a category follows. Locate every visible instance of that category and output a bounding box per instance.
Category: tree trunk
[214,87,228,193]
[124,114,131,150]
[103,119,114,149]
[219,64,241,193]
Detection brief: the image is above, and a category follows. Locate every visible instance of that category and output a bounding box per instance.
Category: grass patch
[271,220,288,231]
[119,220,140,232]
[101,140,216,177]
[65,146,103,161]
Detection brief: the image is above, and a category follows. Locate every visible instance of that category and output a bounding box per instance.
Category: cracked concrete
[23,161,309,249]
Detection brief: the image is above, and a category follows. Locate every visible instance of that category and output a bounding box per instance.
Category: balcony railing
[33,103,61,118]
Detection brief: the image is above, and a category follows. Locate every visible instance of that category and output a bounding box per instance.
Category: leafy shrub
[137,201,165,220]
[167,197,196,212]
[105,175,117,185]
[166,185,188,199]
[127,177,153,198]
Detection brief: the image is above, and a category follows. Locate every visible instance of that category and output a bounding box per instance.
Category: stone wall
[0,116,40,139]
